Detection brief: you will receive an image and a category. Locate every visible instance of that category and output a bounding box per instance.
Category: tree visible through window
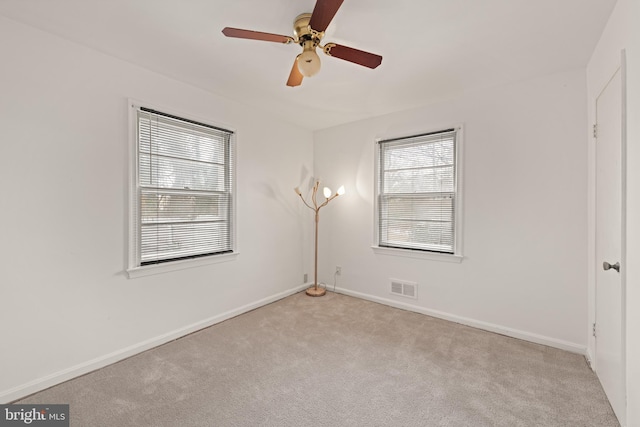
[377,129,458,254]
[134,107,234,266]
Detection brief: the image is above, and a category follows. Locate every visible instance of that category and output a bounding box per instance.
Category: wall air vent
[390,279,417,299]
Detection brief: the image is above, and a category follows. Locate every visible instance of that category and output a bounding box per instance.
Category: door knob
[603,261,620,272]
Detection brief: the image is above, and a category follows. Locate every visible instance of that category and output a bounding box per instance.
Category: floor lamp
[295,180,345,297]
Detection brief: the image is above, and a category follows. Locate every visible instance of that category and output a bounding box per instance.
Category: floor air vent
[390,279,417,299]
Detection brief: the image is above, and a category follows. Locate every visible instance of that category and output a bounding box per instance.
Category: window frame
[127,100,238,278]
[373,125,464,263]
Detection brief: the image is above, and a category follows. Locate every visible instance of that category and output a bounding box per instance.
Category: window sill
[127,252,239,278]
[371,246,463,263]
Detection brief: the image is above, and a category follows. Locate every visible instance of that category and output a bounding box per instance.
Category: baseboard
[3,283,586,402]
[0,283,308,404]
[334,286,587,355]
[585,347,595,371]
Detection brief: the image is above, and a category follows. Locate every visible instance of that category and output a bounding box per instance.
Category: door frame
[588,49,627,421]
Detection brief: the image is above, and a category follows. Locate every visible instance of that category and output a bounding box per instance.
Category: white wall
[0,17,313,402]
[587,0,640,424]
[314,69,589,352]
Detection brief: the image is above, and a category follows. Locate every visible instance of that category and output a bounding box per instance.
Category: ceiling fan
[221,0,383,87]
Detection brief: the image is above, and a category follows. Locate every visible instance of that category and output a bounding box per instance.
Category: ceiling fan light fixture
[297,48,321,77]
[222,0,383,86]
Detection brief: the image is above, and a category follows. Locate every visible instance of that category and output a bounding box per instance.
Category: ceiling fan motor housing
[293,13,314,41]
[293,13,322,77]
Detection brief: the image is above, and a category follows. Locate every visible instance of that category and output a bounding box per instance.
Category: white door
[595,65,625,425]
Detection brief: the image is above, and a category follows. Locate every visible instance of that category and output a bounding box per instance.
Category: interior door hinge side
[593,123,598,139]
[592,322,597,337]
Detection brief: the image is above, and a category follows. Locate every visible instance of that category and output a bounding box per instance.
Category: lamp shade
[323,187,332,198]
[337,185,345,196]
[297,49,321,77]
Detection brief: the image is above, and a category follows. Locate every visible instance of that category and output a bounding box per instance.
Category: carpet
[17,291,619,426]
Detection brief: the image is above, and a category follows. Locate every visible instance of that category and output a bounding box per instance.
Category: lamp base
[305,286,326,297]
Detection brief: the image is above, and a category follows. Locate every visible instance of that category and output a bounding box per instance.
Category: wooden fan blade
[309,0,344,32]
[287,57,304,87]
[222,27,293,44]
[324,43,382,69]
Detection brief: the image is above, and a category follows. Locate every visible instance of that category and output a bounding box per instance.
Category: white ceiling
[0,0,616,130]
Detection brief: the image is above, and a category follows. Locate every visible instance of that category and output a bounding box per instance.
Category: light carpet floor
[18,291,619,426]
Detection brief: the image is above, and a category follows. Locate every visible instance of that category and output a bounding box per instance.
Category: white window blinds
[136,108,234,265]
[378,129,457,254]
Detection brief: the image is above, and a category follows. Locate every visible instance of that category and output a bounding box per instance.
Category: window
[128,104,235,276]
[376,128,461,258]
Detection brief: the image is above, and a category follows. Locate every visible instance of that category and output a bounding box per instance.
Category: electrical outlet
[336,266,342,275]
[304,273,308,283]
